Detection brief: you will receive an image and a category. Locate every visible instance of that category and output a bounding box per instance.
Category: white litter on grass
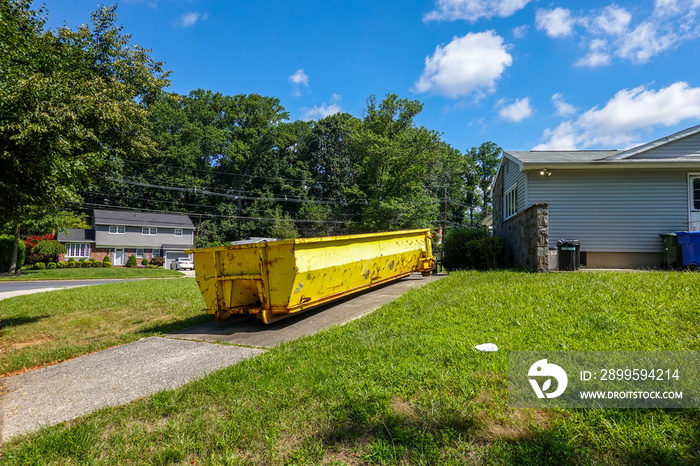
[474,343,498,352]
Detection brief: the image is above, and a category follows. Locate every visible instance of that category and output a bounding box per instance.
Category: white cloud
[178,11,207,28]
[512,25,529,39]
[535,8,576,38]
[592,5,631,35]
[551,93,577,117]
[535,82,700,149]
[424,0,531,22]
[536,3,700,66]
[653,0,700,16]
[288,69,309,97]
[414,31,512,98]
[615,21,678,63]
[496,97,533,122]
[300,94,342,121]
[574,38,611,68]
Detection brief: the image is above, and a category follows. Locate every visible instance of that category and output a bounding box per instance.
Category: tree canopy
[2,2,503,256]
[0,1,169,271]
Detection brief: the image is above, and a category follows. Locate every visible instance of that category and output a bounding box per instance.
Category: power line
[76,202,358,225]
[80,190,364,217]
[121,159,459,190]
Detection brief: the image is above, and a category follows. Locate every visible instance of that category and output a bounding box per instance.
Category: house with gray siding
[58,209,195,268]
[492,124,700,270]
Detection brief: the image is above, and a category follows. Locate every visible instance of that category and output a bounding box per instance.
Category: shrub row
[441,228,505,271]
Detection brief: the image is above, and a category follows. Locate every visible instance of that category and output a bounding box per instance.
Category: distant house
[58,209,195,269]
[492,124,700,271]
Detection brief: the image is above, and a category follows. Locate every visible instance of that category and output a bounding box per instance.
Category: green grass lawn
[1,271,699,464]
[0,279,210,375]
[0,267,184,281]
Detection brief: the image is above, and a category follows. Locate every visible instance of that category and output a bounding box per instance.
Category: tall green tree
[0,2,169,272]
[351,94,459,231]
[465,141,502,220]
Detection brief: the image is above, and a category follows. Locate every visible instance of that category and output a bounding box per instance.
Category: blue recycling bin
[674,231,700,267]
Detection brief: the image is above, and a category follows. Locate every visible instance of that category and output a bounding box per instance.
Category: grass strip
[1,271,699,464]
[0,279,210,375]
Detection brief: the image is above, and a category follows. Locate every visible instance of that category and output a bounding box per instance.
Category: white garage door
[165,251,189,269]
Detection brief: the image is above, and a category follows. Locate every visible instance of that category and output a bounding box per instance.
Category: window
[152,249,161,257]
[142,227,157,235]
[504,184,518,219]
[174,229,183,237]
[66,243,91,258]
[136,248,144,258]
[693,178,700,211]
[109,225,125,234]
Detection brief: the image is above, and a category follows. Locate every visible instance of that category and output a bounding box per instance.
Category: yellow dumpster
[186,229,435,324]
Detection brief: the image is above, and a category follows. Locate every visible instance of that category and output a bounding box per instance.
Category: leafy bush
[141,258,149,266]
[149,256,165,267]
[0,234,26,273]
[57,261,66,269]
[67,261,76,268]
[32,240,66,264]
[47,262,57,269]
[68,257,75,262]
[103,254,111,263]
[125,254,137,268]
[23,233,54,264]
[103,260,112,268]
[93,261,103,267]
[34,262,46,270]
[442,228,505,271]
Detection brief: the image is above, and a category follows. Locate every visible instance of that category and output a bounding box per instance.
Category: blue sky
[39,0,700,153]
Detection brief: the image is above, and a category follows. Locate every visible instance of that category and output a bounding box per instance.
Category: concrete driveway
[168,273,445,347]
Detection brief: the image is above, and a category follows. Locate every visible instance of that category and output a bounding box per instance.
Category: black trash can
[659,233,682,269]
[557,239,580,271]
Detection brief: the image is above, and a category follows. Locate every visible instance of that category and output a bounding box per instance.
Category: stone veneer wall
[497,203,549,273]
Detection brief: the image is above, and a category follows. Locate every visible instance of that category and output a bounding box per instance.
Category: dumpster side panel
[262,242,298,310]
[283,230,431,313]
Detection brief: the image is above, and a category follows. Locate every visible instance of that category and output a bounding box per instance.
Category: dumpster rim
[185,228,432,254]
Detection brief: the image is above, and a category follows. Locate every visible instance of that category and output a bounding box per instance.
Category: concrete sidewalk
[1,337,262,443]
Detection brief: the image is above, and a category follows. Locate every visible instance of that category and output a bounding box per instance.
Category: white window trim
[174,229,183,237]
[109,225,125,235]
[65,243,91,258]
[136,248,144,258]
[142,227,158,236]
[504,184,518,220]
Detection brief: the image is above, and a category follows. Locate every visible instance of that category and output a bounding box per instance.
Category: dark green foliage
[149,256,164,267]
[94,261,103,267]
[125,254,137,268]
[442,228,504,270]
[0,234,26,272]
[103,255,111,263]
[56,261,65,269]
[141,258,149,266]
[32,240,66,263]
[47,262,56,269]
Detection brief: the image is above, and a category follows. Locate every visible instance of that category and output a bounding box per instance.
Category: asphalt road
[0,279,130,292]
[0,271,194,300]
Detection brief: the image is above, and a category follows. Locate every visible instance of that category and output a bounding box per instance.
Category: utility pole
[443,186,448,233]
